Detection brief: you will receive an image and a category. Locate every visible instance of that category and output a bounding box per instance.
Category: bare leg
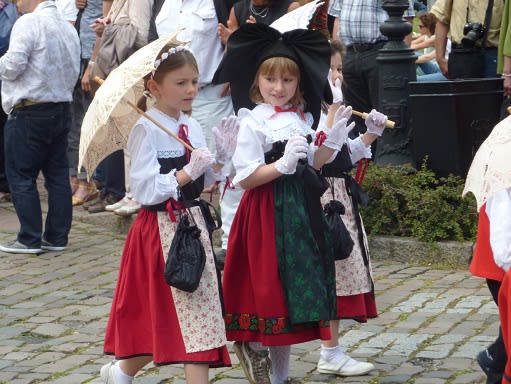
[184,363,209,384]
[323,319,340,348]
[118,356,152,376]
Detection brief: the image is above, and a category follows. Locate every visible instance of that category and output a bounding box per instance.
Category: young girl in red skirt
[100,42,234,384]
[315,39,387,377]
[213,23,353,384]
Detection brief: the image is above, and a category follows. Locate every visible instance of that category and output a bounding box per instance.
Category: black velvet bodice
[157,155,204,201]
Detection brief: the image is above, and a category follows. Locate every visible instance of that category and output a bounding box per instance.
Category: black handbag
[324,200,354,260]
[164,213,206,293]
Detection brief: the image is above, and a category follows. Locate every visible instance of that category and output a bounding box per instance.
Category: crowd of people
[0,0,511,383]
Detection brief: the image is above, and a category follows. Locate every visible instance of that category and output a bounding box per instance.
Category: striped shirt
[328,0,414,46]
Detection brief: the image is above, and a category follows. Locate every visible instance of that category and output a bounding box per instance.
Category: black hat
[213,23,332,129]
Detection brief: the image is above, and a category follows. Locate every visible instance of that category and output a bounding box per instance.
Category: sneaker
[233,341,271,384]
[477,348,494,376]
[0,240,43,254]
[41,239,67,251]
[105,195,131,212]
[477,348,504,384]
[317,355,374,376]
[100,361,117,383]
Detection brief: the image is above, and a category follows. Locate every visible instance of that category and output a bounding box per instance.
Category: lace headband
[152,45,192,78]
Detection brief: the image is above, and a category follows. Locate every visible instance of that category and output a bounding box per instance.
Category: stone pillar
[374,0,417,166]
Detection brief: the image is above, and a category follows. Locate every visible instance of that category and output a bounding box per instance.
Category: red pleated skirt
[336,293,377,322]
[223,183,331,346]
[103,209,231,367]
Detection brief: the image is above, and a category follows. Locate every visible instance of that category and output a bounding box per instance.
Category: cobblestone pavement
[0,191,495,384]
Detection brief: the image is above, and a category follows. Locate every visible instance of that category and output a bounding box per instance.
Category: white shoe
[105,196,131,212]
[100,361,117,383]
[317,355,374,376]
[114,201,141,217]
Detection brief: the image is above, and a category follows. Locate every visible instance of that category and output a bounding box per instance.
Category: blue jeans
[484,48,498,78]
[418,61,440,75]
[4,102,72,247]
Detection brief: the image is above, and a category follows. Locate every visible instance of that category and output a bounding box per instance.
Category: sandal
[0,192,11,202]
[70,176,79,195]
[72,181,98,206]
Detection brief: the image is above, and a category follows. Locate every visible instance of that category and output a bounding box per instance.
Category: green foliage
[359,160,478,242]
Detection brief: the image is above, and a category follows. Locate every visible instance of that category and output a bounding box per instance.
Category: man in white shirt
[0,0,80,254]
[55,0,78,23]
[155,0,235,153]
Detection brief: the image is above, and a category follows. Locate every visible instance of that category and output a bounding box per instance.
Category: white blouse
[232,104,315,186]
[127,107,206,205]
[487,188,511,272]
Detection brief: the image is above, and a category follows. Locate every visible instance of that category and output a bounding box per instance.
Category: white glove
[182,147,215,180]
[328,68,343,103]
[323,105,355,151]
[274,136,308,175]
[212,115,240,164]
[365,109,387,136]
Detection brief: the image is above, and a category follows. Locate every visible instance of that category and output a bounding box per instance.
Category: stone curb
[368,236,473,269]
[73,213,474,269]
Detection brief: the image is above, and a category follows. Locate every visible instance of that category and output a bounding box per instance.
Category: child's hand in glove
[365,109,388,136]
[328,68,343,104]
[323,105,355,151]
[212,115,240,164]
[274,136,308,174]
[182,147,215,180]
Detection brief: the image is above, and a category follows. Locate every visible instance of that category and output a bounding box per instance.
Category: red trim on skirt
[103,209,230,367]
[336,292,378,322]
[223,183,331,346]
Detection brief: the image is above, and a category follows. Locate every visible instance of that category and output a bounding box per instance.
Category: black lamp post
[374,0,417,166]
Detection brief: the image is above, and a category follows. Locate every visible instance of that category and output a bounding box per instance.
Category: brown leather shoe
[83,193,103,210]
[87,193,119,214]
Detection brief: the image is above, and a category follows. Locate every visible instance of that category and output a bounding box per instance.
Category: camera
[461,22,486,48]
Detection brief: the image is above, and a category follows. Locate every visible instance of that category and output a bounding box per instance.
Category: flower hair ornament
[212,23,332,129]
[151,45,192,78]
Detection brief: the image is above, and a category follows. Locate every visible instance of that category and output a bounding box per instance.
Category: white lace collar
[239,103,315,143]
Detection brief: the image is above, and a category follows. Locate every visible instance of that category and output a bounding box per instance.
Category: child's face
[149,63,199,119]
[257,71,298,108]
[330,52,343,84]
